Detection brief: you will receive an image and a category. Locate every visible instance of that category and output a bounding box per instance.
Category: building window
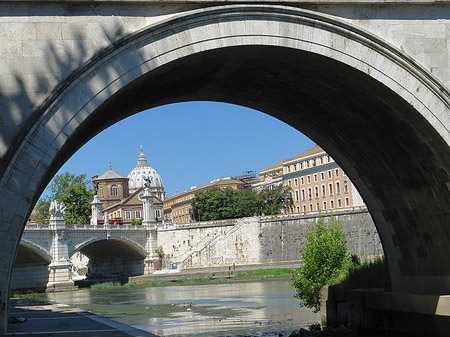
[330,200,334,209]
[322,185,326,198]
[314,174,318,182]
[296,206,300,213]
[314,186,319,199]
[335,169,339,178]
[303,205,306,213]
[336,181,341,195]
[320,157,323,165]
[323,201,327,210]
[345,197,350,207]
[156,209,161,218]
[329,183,333,196]
[328,170,332,179]
[300,162,303,169]
[99,187,103,197]
[309,204,313,212]
[307,175,311,184]
[308,188,312,200]
[338,199,342,208]
[295,190,299,202]
[343,180,349,193]
[327,155,331,163]
[321,172,324,181]
[306,161,310,168]
[301,177,304,185]
[301,189,306,201]
[111,185,118,196]
[125,211,131,220]
[294,179,298,187]
[288,180,292,187]
[135,210,141,219]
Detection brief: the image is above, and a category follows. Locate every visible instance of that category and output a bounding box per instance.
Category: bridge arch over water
[0,3,449,333]
[16,240,52,264]
[72,237,147,280]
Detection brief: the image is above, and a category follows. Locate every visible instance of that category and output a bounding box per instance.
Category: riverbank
[130,262,300,282]
[85,265,299,291]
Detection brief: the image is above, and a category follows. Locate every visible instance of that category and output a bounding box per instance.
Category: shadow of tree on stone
[339,256,390,290]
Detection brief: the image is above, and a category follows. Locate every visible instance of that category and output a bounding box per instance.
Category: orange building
[257,145,365,214]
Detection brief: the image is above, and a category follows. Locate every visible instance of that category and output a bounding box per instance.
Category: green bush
[291,211,348,312]
[131,218,142,225]
[90,282,121,290]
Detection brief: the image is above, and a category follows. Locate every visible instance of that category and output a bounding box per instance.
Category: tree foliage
[191,185,292,221]
[291,211,349,312]
[257,185,293,216]
[48,172,90,203]
[62,182,94,225]
[34,197,51,224]
[35,172,93,225]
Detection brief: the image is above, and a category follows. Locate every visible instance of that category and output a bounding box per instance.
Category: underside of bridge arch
[52,45,450,294]
[11,244,50,291]
[77,239,146,279]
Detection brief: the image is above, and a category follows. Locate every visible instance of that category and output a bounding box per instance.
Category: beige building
[256,145,365,214]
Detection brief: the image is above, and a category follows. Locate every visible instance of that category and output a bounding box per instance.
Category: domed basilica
[93,147,166,223]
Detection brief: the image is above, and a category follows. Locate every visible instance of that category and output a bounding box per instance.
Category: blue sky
[49,101,314,198]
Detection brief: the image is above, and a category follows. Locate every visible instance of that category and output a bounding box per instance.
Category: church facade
[93,148,166,224]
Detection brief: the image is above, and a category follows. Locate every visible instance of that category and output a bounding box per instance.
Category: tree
[156,246,165,269]
[234,188,259,218]
[291,211,348,312]
[48,172,90,203]
[192,187,239,221]
[61,182,94,224]
[35,172,93,225]
[191,185,293,221]
[257,184,293,216]
[34,196,51,224]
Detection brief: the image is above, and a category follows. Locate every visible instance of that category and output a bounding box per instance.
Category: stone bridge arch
[70,236,147,259]
[70,236,147,280]
[16,239,52,264]
[10,240,52,292]
[0,3,449,332]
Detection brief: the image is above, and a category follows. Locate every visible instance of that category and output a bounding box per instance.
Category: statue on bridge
[49,201,66,220]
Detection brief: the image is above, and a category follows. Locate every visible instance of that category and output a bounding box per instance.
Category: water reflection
[43,280,320,336]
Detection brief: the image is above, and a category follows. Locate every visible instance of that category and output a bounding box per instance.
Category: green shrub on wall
[291,211,348,312]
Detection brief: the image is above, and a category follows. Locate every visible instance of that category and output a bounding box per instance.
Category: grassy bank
[90,268,296,290]
[10,292,40,300]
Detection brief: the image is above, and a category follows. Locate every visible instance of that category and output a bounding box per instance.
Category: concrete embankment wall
[158,209,382,269]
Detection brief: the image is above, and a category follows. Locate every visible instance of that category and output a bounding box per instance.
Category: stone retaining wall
[159,209,383,268]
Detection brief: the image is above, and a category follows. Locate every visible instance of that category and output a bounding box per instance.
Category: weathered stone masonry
[158,209,382,268]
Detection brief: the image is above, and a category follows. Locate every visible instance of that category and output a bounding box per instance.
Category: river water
[42,279,321,336]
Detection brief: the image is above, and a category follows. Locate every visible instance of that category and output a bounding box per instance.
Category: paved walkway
[6,298,157,337]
